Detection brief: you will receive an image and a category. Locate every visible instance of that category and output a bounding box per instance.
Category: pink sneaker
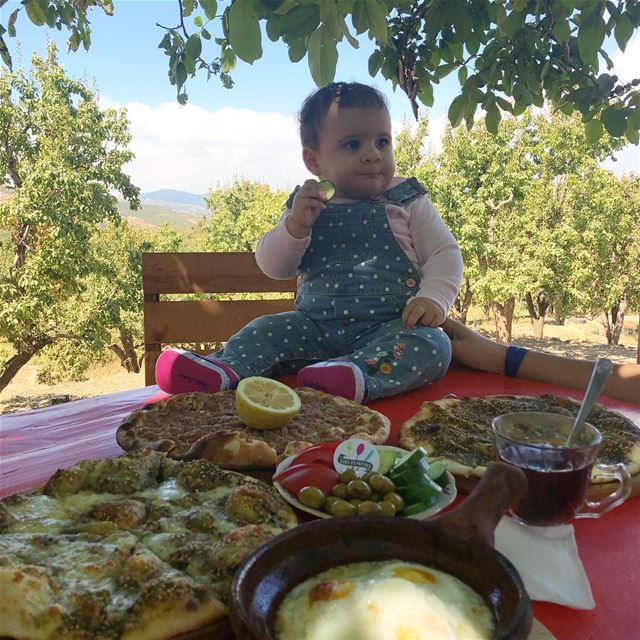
[155,349,240,395]
[297,361,366,403]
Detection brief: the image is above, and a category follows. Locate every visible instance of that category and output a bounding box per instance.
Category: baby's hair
[299,81,388,149]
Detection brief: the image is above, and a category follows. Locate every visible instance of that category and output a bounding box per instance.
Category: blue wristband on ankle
[505,346,529,378]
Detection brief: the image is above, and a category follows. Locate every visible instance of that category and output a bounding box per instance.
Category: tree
[0,44,140,392]
[188,178,287,252]
[567,170,640,345]
[2,1,640,139]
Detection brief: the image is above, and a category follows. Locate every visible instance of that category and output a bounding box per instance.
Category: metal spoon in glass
[566,358,614,447]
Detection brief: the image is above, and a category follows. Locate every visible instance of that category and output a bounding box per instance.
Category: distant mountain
[142,189,206,207]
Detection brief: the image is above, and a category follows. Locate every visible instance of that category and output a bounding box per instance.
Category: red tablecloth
[1,367,639,640]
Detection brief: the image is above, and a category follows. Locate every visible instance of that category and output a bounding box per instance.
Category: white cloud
[101,100,308,194]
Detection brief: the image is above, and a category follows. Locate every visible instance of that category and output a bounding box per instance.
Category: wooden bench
[142,252,297,385]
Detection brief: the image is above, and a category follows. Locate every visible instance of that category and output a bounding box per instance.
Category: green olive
[350,499,362,507]
[369,492,381,502]
[331,483,348,499]
[383,492,405,512]
[379,501,397,517]
[327,498,357,517]
[357,500,384,517]
[368,473,396,495]
[323,497,341,514]
[347,479,372,500]
[340,469,358,483]
[298,486,326,510]
[361,472,375,483]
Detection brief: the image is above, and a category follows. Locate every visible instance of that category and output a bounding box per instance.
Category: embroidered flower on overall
[363,342,406,376]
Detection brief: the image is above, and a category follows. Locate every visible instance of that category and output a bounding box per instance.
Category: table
[2,367,639,640]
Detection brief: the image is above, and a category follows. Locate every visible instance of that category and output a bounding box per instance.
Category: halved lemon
[235,377,302,430]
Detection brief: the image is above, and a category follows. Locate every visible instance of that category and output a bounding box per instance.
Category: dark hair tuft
[299,82,388,149]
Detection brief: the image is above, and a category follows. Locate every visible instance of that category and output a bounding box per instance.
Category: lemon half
[235,377,301,430]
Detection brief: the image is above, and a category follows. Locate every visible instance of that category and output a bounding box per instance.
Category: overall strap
[382,177,427,205]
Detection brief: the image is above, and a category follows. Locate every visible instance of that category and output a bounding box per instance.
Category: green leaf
[364,0,388,43]
[158,33,172,50]
[584,118,604,143]
[200,0,218,21]
[368,49,383,76]
[614,13,633,51]
[25,0,47,27]
[194,15,203,27]
[418,80,434,108]
[182,0,195,17]
[307,26,338,86]
[228,0,262,64]
[601,106,627,136]
[485,102,501,134]
[0,34,11,68]
[625,119,640,144]
[266,18,279,42]
[288,38,306,63]
[352,0,368,34]
[7,9,19,37]
[458,66,468,84]
[185,34,202,59]
[552,19,571,43]
[448,95,466,128]
[319,0,342,39]
[201,28,212,40]
[577,13,605,64]
[175,62,188,91]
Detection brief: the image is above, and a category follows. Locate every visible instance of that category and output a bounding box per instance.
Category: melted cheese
[276,560,493,640]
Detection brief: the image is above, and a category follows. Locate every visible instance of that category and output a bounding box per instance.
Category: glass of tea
[491,412,631,527]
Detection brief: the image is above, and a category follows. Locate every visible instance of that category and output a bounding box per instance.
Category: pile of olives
[297,468,406,517]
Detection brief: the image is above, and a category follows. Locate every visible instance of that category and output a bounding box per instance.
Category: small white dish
[273,445,457,520]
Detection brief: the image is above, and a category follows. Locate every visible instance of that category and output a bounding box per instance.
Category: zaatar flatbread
[116,388,390,468]
[399,394,640,489]
[0,450,297,640]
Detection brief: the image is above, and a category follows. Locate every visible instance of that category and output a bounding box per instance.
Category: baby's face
[303,105,395,200]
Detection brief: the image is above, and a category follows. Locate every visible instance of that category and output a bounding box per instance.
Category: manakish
[400,394,640,490]
[117,388,391,468]
[0,450,297,640]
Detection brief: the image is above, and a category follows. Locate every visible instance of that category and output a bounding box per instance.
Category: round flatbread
[116,388,391,469]
[0,450,297,640]
[399,394,640,495]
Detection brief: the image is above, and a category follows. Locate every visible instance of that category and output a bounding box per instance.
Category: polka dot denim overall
[213,179,452,401]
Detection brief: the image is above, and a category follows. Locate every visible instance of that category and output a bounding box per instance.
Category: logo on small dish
[333,438,380,477]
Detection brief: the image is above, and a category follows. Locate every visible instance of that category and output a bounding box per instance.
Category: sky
[2,0,639,194]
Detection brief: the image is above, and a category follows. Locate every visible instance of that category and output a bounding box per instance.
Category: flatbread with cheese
[0,451,297,640]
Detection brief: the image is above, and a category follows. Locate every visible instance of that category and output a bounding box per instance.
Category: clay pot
[230,462,532,640]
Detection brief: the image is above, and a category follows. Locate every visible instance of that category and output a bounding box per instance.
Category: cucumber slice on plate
[389,458,429,485]
[317,179,336,201]
[427,459,447,483]
[377,448,399,475]
[391,447,427,474]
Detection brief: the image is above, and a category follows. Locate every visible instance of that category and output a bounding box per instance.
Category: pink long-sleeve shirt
[256,179,463,325]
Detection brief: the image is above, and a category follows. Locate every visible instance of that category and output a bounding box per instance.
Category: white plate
[273,445,457,521]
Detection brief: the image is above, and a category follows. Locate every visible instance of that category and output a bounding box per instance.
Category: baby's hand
[402,297,442,328]
[286,179,328,238]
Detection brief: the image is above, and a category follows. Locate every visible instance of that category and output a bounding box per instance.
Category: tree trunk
[601,299,627,346]
[610,299,627,346]
[451,276,473,324]
[490,298,515,343]
[554,307,565,326]
[524,291,549,339]
[109,329,141,373]
[0,338,52,394]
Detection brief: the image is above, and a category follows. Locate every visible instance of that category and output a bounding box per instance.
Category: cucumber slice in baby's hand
[317,179,336,201]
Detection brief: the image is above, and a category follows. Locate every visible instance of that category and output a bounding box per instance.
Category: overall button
[405,278,417,288]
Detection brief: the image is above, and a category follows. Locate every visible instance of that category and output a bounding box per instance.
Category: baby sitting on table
[155,82,463,404]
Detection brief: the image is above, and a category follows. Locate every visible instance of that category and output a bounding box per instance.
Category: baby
[156,81,463,403]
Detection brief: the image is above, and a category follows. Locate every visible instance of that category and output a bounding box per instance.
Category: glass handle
[574,463,632,519]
